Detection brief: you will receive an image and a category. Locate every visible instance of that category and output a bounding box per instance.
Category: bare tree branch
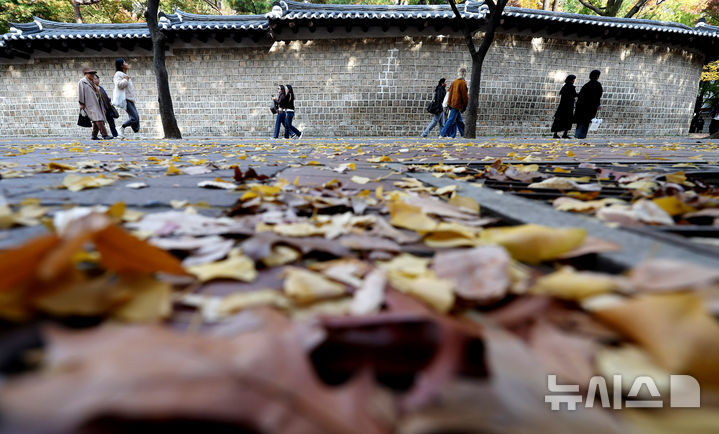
[577,0,607,15]
[447,0,479,60]
[624,0,651,18]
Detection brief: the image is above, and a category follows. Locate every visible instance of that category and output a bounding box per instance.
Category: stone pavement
[2,135,719,252]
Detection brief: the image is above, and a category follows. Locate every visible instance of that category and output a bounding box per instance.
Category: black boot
[562,133,570,139]
[553,133,560,139]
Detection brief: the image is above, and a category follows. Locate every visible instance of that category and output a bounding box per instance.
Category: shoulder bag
[77,109,92,128]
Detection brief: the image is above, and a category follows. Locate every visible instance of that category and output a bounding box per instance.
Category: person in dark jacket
[573,70,603,139]
[709,100,719,135]
[421,78,447,137]
[283,84,302,139]
[272,85,287,139]
[551,74,577,139]
[93,74,118,138]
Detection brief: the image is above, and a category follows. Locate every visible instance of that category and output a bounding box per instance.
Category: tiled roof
[268,0,719,38]
[1,9,267,44]
[267,0,487,20]
[159,9,268,31]
[2,1,718,58]
[3,18,150,42]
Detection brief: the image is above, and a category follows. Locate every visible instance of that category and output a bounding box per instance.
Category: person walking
[284,84,302,139]
[551,74,578,139]
[272,85,287,139]
[93,74,118,138]
[78,67,112,140]
[574,70,603,139]
[709,100,719,135]
[113,58,140,138]
[421,78,447,137]
[440,68,468,138]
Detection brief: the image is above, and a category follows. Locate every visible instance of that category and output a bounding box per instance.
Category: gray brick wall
[0,35,703,138]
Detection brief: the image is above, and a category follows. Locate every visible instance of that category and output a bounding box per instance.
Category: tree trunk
[145,0,182,139]
[447,0,507,138]
[464,54,484,138]
[71,0,83,23]
[542,0,552,10]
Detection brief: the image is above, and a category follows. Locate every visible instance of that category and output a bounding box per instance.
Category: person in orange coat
[440,67,468,138]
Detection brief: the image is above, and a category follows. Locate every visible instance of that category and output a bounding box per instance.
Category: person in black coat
[551,75,577,139]
[283,84,302,139]
[421,78,447,137]
[574,70,603,139]
[272,85,287,139]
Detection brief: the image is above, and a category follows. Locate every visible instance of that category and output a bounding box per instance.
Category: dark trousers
[710,119,719,135]
[274,111,286,138]
[122,100,140,132]
[284,111,301,138]
[574,122,590,139]
[106,112,118,137]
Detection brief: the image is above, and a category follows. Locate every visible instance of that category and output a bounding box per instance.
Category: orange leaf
[93,225,189,275]
[0,235,61,291]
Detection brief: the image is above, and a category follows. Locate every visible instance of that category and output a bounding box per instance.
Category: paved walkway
[2,136,719,248]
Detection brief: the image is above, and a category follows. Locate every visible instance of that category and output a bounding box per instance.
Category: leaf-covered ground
[1,136,719,433]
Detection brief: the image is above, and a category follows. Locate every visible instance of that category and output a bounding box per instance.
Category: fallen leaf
[629,259,719,292]
[126,182,148,189]
[531,267,628,300]
[112,276,172,322]
[593,293,719,386]
[187,249,257,282]
[62,174,116,192]
[529,177,601,192]
[350,269,387,315]
[351,176,371,185]
[433,246,510,304]
[283,267,346,304]
[388,200,438,233]
[93,224,189,275]
[482,224,586,264]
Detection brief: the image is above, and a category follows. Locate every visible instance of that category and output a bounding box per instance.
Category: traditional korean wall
[0,34,703,138]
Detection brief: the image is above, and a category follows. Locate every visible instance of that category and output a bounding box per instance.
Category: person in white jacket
[112,58,140,138]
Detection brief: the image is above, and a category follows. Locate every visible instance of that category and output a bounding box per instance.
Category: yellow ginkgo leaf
[482,224,586,264]
[187,249,257,282]
[283,267,346,303]
[62,174,116,192]
[112,276,172,322]
[388,200,438,233]
[652,196,696,216]
[351,176,371,185]
[530,267,628,300]
[448,193,480,214]
[165,163,181,176]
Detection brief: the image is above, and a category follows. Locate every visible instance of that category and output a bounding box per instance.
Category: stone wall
[0,35,703,138]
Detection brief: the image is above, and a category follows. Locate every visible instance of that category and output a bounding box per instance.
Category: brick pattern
[0,35,702,138]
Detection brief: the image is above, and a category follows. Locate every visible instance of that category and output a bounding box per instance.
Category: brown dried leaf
[629,259,719,292]
[0,319,387,434]
[93,224,188,275]
[593,293,719,386]
[433,246,510,304]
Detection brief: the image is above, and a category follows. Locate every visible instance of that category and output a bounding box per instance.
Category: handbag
[426,100,442,115]
[270,100,278,115]
[111,80,127,110]
[77,109,92,128]
[589,117,603,132]
[110,105,120,119]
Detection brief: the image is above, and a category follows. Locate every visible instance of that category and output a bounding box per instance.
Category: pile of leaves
[417,160,719,241]
[1,165,719,433]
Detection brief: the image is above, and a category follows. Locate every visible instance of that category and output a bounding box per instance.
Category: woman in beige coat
[78,67,112,140]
